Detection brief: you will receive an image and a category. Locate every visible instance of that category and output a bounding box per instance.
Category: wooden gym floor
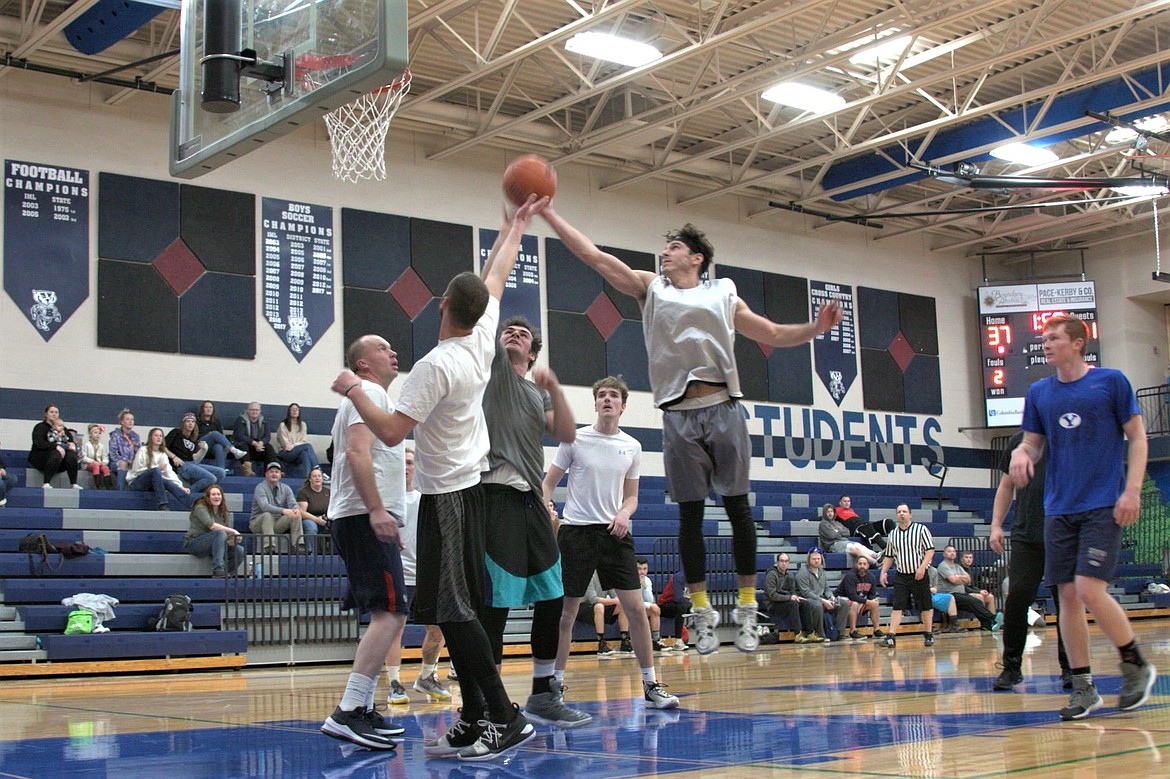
[0,620,1167,778]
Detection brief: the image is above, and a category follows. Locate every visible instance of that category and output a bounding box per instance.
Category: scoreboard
[978,281,1099,427]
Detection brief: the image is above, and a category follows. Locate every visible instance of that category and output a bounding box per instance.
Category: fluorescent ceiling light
[565,32,662,67]
[762,83,845,113]
[1113,184,1169,197]
[989,142,1059,166]
[848,35,912,65]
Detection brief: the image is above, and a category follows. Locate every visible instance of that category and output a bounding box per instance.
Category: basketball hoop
[323,68,411,183]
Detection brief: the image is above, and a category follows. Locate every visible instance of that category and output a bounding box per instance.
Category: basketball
[502,154,557,206]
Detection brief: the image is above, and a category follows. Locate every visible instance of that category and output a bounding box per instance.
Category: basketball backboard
[170,0,407,178]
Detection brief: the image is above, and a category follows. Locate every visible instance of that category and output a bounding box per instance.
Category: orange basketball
[502,154,557,206]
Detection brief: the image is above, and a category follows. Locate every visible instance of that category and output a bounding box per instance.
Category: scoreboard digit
[978,282,1099,427]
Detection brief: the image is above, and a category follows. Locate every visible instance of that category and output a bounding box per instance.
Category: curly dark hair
[666,223,715,276]
[501,315,542,368]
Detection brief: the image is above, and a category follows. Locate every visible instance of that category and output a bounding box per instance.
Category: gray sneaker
[1119,661,1157,711]
[1059,681,1103,720]
[414,671,453,701]
[687,607,721,655]
[732,603,760,653]
[643,681,679,710]
[524,679,592,728]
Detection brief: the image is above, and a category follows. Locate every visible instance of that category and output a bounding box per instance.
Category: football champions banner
[811,279,856,406]
[4,160,90,341]
[478,229,541,333]
[261,198,334,362]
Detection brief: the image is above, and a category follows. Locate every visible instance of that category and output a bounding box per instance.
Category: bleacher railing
[649,536,736,627]
[1127,488,1170,577]
[948,537,1007,606]
[1136,384,1170,437]
[224,533,361,647]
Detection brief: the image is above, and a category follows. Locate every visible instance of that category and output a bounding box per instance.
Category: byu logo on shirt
[1059,413,1082,429]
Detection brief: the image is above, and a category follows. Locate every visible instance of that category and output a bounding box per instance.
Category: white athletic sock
[365,670,380,710]
[533,660,556,679]
[421,662,438,677]
[641,667,657,685]
[385,664,400,682]
[554,669,566,683]
[340,672,375,712]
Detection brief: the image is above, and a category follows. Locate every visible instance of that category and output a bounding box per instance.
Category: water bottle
[254,561,263,579]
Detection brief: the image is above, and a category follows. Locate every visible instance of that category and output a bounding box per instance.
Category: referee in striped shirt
[878,503,935,647]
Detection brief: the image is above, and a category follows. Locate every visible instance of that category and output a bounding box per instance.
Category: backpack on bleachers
[148,594,193,632]
[18,533,62,576]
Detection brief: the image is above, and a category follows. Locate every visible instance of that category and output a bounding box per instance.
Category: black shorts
[891,571,932,613]
[575,602,617,625]
[330,513,407,615]
[558,523,640,597]
[412,485,486,625]
[482,484,563,607]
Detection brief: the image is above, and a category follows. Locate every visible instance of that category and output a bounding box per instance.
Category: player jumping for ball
[538,208,841,653]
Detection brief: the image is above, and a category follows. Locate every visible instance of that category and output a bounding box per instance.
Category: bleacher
[3,447,1167,675]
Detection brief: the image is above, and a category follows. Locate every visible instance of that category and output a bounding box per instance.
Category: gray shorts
[662,400,751,502]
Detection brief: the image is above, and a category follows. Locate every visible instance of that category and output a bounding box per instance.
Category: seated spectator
[296,466,330,549]
[655,569,690,650]
[577,572,628,656]
[817,503,880,565]
[232,402,277,477]
[108,409,141,490]
[275,403,321,477]
[836,556,884,640]
[959,550,999,618]
[636,557,668,652]
[763,552,803,634]
[195,400,249,470]
[928,565,961,632]
[165,413,227,494]
[836,495,892,551]
[185,484,244,578]
[937,545,998,631]
[79,423,114,489]
[28,404,80,489]
[794,547,849,643]
[0,442,16,507]
[249,461,304,552]
[126,428,193,510]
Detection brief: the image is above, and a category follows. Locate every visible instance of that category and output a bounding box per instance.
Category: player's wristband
[344,382,361,397]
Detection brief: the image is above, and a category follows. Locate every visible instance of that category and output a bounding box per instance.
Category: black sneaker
[848,630,863,641]
[364,707,405,737]
[872,628,885,638]
[923,632,934,647]
[619,637,634,654]
[458,704,535,761]
[879,634,896,648]
[597,640,615,656]
[321,706,398,750]
[993,660,1023,691]
[424,712,481,756]
[652,639,669,653]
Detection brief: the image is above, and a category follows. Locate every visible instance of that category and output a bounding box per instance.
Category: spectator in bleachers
[636,557,669,652]
[165,414,226,495]
[0,442,16,507]
[937,545,998,631]
[835,556,884,640]
[878,503,935,648]
[195,400,248,470]
[817,503,881,565]
[79,423,114,489]
[249,461,305,553]
[836,495,892,551]
[958,550,999,618]
[108,408,141,490]
[185,484,243,577]
[126,427,193,510]
[763,552,803,635]
[656,569,690,650]
[276,403,321,477]
[296,466,330,548]
[233,402,277,477]
[28,404,80,489]
[928,565,961,632]
[579,573,628,656]
[794,547,849,643]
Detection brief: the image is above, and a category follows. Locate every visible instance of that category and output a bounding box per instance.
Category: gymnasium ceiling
[7,0,1170,255]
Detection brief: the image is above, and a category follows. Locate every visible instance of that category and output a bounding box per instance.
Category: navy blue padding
[899,293,939,355]
[734,336,769,402]
[180,272,256,359]
[860,347,904,412]
[548,311,606,388]
[767,347,813,405]
[20,603,221,631]
[0,530,184,554]
[764,272,810,325]
[903,353,942,415]
[180,184,256,275]
[602,245,654,321]
[546,237,600,313]
[411,297,443,366]
[719,266,765,314]
[341,209,410,290]
[98,173,178,263]
[40,631,247,660]
[64,0,164,55]
[0,509,65,529]
[605,319,650,393]
[410,218,472,295]
[858,286,901,350]
[0,553,105,577]
[97,258,179,352]
[1,578,339,603]
[342,287,414,369]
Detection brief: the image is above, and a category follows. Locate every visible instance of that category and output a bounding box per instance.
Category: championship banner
[261,198,334,361]
[4,160,90,341]
[479,229,541,333]
[811,279,856,406]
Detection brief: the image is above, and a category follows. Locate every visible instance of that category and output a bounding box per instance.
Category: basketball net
[323,68,411,183]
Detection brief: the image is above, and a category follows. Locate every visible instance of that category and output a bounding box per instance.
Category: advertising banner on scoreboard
[479,229,541,333]
[3,159,89,341]
[810,280,856,406]
[261,198,334,362]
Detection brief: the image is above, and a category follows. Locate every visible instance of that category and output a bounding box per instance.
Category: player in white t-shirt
[331,195,545,762]
[543,376,679,710]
